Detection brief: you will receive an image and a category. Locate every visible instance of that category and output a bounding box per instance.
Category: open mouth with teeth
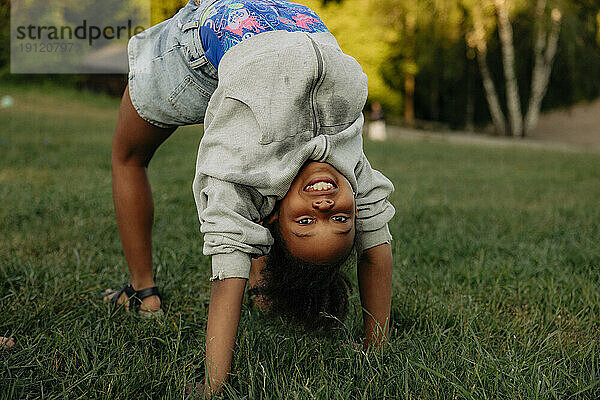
[304,178,338,193]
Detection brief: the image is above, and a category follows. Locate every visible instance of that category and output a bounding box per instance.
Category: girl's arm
[357,242,393,349]
[204,277,247,396]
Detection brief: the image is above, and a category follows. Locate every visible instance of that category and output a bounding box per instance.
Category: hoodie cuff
[210,251,251,281]
[357,224,392,255]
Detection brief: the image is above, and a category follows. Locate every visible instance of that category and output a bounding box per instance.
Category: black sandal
[110,284,163,316]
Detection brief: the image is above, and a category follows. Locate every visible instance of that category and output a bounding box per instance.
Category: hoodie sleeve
[193,176,274,281]
[354,152,396,254]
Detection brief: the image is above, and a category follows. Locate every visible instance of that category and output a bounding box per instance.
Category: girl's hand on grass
[357,243,393,349]
[203,278,246,397]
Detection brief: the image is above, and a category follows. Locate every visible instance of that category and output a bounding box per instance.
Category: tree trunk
[476,49,506,136]
[465,55,476,132]
[524,4,562,136]
[495,0,523,137]
[470,4,506,135]
[404,73,415,125]
[403,10,417,126]
[430,79,440,121]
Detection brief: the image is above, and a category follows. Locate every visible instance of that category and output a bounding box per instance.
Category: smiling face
[273,162,356,265]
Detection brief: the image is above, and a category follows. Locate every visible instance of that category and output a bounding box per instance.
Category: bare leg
[104,85,176,312]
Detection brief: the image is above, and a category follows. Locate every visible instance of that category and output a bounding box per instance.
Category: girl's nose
[312,199,334,211]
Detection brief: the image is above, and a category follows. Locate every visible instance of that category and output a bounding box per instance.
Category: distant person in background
[368,102,387,141]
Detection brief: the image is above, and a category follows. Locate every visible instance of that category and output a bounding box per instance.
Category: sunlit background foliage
[1,0,600,129]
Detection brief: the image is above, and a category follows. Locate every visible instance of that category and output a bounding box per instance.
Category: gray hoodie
[192,30,395,280]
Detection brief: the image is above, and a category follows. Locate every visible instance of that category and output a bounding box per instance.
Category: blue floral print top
[199,0,329,68]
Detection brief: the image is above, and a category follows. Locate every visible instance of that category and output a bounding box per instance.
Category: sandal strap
[135,286,161,301]
[110,283,136,304]
[109,284,160,313]
[111,283,141,311]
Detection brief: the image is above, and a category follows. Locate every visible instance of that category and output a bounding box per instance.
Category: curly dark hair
[248,221,354,332]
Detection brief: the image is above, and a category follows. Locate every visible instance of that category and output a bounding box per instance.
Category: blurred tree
[467,1,507,134]
[379,0,473,127]
[3,0,599,129]
[335,0,600,133]
[466,0,562,137]
[496,0,525,137]
[549,1,600,104]
[151,0,186,25]
[524,1,562,135]
[303,0,403,112]
[374,0,422,125]
[0,0,8,75]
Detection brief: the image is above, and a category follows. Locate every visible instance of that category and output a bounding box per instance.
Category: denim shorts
[127,0,218,128]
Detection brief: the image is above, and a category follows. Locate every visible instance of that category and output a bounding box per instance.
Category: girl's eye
[332,216,349,223]
[298,218,314,225]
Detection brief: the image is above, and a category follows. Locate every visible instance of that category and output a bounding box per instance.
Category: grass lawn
[1,83,600,399]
